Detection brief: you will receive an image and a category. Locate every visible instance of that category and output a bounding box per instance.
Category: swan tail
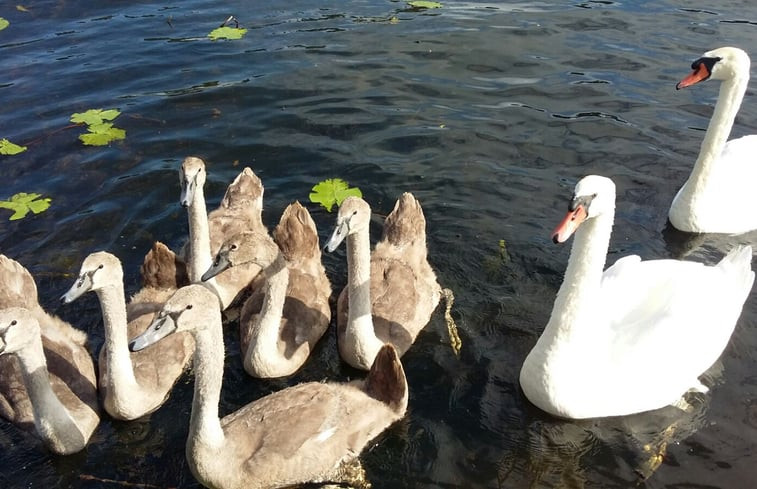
[273,201,320,262]
[717,245,755,292]
[382,192,427,249]
[220,167,263,210]
[365,344,408,414]
[0,254,39,310]
[140,241,189,289]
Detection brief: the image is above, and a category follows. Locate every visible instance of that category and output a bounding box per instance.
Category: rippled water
[2,1,757,487]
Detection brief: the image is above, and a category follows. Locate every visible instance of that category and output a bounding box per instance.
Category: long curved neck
[187,185,212,283]
[187,313,225,456]
[244,254,290,371]
[16,335,84,453]
[96,283,139,394]
[345,227,383,366]
[545,211,614,344]
[679,75,748,203]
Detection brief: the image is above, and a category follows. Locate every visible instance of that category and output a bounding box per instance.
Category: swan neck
[248,255,289,358]
[188,315,225,451]
[187,184,212,283]
[96,284,138,390]
[547,211,613,340]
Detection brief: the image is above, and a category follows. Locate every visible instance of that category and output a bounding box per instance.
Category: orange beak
[676,62,710,90]
[552,205,588,243]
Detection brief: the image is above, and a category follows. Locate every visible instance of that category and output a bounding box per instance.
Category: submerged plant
[0,138,27,155]
[70,108,126,146]
[309,178,362,212]
[0,192,51,220]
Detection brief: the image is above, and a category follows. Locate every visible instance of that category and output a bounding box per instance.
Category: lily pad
[0,18,9,31]
[0,138,27,155]
[70,108,121,126]
[408,1,442,8]
[309,178,362,212]
[0,192,51,220]
[208,26,247,40]
[79,126,126,146]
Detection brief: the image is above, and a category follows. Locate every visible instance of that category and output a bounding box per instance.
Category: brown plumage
[140,241,189,290]
[0,255,99,454]
[129,284,407,489]
[325,193,442,370]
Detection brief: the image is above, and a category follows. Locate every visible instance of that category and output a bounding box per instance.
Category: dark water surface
[2,1,757,487]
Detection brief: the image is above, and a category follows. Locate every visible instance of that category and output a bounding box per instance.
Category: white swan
[325,193,442,370]
[0,255,98,455]
[129,284,407,489]
[62,252,195,420]
[520,175,754,419]
[180,156,266,309]
[202,202,331,378]
[669,46,757,234]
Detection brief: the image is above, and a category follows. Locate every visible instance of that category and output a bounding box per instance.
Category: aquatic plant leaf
[0,18,9,31]
[408,1,442,8]
[0,138,27,155]
[208,26,247,40]
[309,179,362,212]
[0,192,51,220]
[70,108,121,126]
[79,126,126,146]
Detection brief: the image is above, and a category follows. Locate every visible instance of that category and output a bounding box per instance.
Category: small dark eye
[98,264,104,270]
[10,320,17,326]
[352,210,357,216]
[186,304,193,310]
[230,244,238,251]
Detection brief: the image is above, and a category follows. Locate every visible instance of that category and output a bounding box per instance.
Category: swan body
[202,202,331,378]
[180,157,267,309]
[0,255,98,454]
[670,46,757,234]
[325,193,441,370]
[62,252,194,420]
[520,175,754,419]
[129,284,407,489]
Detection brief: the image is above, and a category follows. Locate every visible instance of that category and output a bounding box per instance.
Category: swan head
[61,251,123,303]
[201,231,277,281]
[324,196,371,252]
[0,308,39,356]
[676,46,750,90]
[129,284,220,352]
[552,175,615,243]
[180,156,207,208]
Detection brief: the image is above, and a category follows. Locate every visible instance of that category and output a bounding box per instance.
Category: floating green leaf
[408,1,442,8]
[0,138,27,155]
[0,18,8,31]
[79,126,126,146]
[0,192,51,220]
[309,178,362,212]
[208,26,247,40]
[70,108,121,126]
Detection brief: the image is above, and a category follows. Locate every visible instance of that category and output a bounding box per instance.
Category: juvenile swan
[520,175,754,419]
[62,252,194,420]
[129,284,407,489]
[202,202,331,378]
[325,193,442,370]
[0,255,98,454]
[669,46,757,233]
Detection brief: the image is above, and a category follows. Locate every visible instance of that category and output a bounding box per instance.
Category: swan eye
[186,304,193,310]
[230,244,238,251]
[351,210,358,216]
[10,320,16,326]
[97,264,104,270]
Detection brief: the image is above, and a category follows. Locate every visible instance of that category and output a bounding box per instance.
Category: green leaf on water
[408,1,442,8]
[70,108,121,126]
[79,126,126,146]
[309,179,362,212]
[0,192,51,220]
[208,26,247,40]
[0,138,27,155]
[0,18,9,31]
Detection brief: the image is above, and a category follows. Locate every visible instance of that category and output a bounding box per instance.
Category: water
[2,1,757,487]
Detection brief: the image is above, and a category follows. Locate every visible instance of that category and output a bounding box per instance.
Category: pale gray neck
[16,336,84,450]
[188,313,225,451]
[679,76,748,205]
[544,211,613,344]
[96,284,138,390]
[251,254,289,351]
[187,185,212,283]
[345,227,383,365]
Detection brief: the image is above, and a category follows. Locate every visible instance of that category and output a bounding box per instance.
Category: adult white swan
[669,46,757,234]
[520,175,754,419]
[129,284,407,489]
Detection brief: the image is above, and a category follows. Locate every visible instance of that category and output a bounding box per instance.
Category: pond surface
[2,1,757,488]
